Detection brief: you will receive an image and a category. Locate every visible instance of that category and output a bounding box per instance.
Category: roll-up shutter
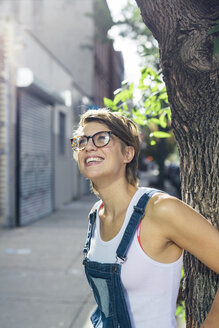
[18,90,53,225]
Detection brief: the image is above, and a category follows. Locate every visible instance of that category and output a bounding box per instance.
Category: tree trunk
[134,0,219,327]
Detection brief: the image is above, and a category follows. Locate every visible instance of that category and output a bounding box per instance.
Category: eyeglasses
[70,131,113,151]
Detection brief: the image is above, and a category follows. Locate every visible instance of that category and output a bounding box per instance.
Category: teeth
[86,157,103,164]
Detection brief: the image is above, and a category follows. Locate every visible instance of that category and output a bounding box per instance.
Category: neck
[96,178,138,219]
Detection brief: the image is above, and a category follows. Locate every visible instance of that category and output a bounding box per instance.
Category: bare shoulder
[145,191,219,273]
[145,191,205,231]
[146,192,181,221]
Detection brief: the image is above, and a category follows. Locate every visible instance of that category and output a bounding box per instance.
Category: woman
[70,108,219,328]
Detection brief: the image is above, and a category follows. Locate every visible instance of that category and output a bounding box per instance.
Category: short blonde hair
[75,108,140,194]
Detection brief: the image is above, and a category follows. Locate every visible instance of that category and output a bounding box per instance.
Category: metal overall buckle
[82,250,87,265]
[116,255,127,265]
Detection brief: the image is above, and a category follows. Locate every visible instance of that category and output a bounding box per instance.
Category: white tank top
[88,187,183,328]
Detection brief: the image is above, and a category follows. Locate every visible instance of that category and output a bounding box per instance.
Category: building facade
[0,0,124,227]
[0,18,78,227]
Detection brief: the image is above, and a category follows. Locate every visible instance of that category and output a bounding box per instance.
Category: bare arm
[151,194,219,327]
[152,195,219,273]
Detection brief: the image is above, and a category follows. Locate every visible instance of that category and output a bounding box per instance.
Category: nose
[85,137,97,151]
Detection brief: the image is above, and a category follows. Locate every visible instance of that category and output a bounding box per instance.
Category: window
[59,112,66,155]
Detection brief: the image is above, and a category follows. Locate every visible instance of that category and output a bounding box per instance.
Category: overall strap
[83,210,97,258]
[116,189,160,263]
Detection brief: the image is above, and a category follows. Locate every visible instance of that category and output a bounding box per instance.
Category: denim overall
[83,189,159,328]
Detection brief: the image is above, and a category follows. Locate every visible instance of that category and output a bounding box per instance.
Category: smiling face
[77,121,134,188]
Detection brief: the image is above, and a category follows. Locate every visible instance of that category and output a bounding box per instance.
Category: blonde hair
[75,108,140,194]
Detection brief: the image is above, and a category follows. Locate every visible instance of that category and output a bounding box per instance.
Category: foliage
[104,67,171,146]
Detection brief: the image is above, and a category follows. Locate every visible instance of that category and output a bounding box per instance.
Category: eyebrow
[80,131,111,138]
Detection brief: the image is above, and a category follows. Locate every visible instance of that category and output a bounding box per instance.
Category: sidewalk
[0,194,97,328]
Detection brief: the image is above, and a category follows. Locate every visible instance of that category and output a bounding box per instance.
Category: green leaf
[141,67,147,75]
[149,118,160,125]
[150,131,171,138]
[103,97,117,110]
[113,86,133,106]
[120,90,128,102]
[113,92,123,105]
[132,110,147,125]
[138,84,149,91]
[175,305,184,316]
[144,99,150,109]
[149,100,161,113]
[181,267,184,280]
[159,92,168,101]
[145,107,155,115]
[163,107,172,122]
[138,67,158,90]
[151,84,159,93]
[150,139,156,146]
[138,77,149,90]
[145,67,159,79]
[128,83,134,97]
[163,106,171,112]
[122,103,128,111]
[104,97,113,107]
[159,113,167,128]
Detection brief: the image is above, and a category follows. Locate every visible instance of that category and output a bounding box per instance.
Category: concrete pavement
[0,194,97,328]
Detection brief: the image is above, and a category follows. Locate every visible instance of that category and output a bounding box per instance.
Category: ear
[123,146,135,164]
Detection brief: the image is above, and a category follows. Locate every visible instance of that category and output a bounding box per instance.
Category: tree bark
[134,0,219,327]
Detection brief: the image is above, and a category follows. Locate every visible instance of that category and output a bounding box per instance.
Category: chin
[80,169,102,181]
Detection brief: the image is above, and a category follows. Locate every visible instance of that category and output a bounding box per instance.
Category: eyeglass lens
[71,131,111,151]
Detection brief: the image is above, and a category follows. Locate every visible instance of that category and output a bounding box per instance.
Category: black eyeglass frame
[70,130,113,151]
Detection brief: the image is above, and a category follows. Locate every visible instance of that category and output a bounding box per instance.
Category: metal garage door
[18,90,53,225]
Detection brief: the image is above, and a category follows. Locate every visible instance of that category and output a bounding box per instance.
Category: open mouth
[85,156,104,165]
